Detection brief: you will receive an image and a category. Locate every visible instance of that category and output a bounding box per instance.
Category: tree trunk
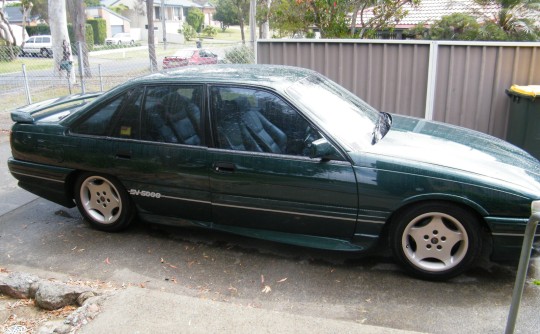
[72,0,91,77]
[49,0,75,83]
[146,0,158,71]
[0,10,18,60]
[239,18,245,44]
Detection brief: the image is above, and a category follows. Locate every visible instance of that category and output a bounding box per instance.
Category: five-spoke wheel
[390,202,481,280]
[74,173,134,232]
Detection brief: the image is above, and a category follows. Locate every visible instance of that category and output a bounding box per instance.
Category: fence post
[424,41,438,121]
[98,64,104,92]
[505,200,540,334]
[22,64,32,105]
[78,41,86,94]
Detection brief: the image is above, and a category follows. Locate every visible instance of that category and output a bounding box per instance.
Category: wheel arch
[380,195,493,247]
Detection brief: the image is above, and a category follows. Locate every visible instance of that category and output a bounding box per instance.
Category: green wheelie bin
[506,85,540,161]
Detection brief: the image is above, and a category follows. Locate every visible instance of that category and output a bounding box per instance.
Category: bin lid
[508,85,540,99]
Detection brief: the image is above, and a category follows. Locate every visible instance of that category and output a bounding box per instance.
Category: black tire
[389,202,482,281]
[74,173,135,232]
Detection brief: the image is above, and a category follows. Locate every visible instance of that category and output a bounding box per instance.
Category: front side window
[286,75,379,151]
[211,86,319,156]
[142,85,203,146]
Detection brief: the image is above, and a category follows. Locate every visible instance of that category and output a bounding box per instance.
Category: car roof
[130,64,317,91]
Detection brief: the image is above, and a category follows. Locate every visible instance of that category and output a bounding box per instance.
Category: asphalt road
[1,136,539,333]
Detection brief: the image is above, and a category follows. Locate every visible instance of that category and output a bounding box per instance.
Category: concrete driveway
[1,135,539,333]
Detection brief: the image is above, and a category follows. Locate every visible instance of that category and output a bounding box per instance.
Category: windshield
[173,50,196,58]
[286,75,381,151]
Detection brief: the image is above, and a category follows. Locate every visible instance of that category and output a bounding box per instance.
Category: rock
[76,291,96,306]
[37,320,66,334]
[34,281,90,310]
[0,272,40,299]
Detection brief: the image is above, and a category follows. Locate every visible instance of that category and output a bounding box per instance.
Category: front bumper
[486,216,540,261]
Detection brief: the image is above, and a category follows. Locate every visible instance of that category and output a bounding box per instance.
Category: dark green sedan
[8,65,540,280]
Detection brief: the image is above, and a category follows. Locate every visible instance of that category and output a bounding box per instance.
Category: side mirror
[309,138,337,160]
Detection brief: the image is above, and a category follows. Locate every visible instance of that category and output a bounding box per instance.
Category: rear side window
[71,88,141,138]
[141,85,203,146]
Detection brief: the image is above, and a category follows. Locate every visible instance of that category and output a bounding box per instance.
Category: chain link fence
[0,41,255,129]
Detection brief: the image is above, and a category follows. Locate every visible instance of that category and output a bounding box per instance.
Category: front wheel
[390,202,482,280]
[74,173,135,232]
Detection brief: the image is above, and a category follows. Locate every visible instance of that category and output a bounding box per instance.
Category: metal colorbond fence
[258,39,540,140]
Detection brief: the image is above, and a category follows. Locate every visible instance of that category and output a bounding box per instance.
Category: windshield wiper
[371,112,392,145]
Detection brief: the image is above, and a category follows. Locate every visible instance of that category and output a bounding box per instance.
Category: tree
[30,0,48,22]
[352,0,421,38]
[270,0,310,37]
[474,0,540,41]
[49,0,75,82]
[20,0,33,46]
[146,0,157,71]
[67,0,91,77]
[214,0,240,30]
[214,0,250,43]
[109,4,130,14]
[187,8,204,32]
[408,1,540,41]
[428,13,481,40]
[0,4,19,61]
[269,0,421,38]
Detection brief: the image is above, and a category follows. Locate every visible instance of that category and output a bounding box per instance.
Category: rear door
[67,84,211,222]
[208,85,358,239]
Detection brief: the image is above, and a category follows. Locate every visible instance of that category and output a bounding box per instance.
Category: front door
[208,86,358,239]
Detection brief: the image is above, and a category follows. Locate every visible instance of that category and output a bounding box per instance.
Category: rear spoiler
[11,92,103,123]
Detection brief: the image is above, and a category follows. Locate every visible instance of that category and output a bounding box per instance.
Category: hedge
[67,24,95,51]
[86,18,106,44]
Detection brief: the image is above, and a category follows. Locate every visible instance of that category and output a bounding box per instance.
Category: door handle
[115,150,131,160]
[213,162,236,173]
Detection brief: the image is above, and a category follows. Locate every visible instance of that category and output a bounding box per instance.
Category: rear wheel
[74,173,135,232]
[390,202,482,280]
[40,48,51,58]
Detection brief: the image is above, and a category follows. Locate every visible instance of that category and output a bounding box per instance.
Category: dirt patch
[0,268,117,334]
[0,295,76,334]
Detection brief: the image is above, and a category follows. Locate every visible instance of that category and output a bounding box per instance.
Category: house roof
[88,6,132,22]
[163,0,202,8]
[100,0,202,8]
[356,0,501,28]
[3,6,40,24]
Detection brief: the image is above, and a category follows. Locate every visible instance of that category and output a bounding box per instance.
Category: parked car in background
[105,33,134,45]
[7,65,540,281]
[162,49,218,69]
[21,35,53,57]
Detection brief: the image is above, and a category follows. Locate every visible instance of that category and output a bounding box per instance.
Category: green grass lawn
[0,57,55,74]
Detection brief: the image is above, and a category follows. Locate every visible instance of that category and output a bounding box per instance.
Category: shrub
[202,26,218,38]
[179,23,197,41]
[26,24,50,36]
[224,45,254,64]
[87,18,106,44]
[187,8,204,33]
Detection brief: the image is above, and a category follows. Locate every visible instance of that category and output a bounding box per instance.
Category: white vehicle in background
[21,35,53,57]
[105,33,134,45]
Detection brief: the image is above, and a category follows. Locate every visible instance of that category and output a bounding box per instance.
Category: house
[355,0,500,39]
[99,0,215,44]
[3,6,42,26]
[86,6,132,39]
